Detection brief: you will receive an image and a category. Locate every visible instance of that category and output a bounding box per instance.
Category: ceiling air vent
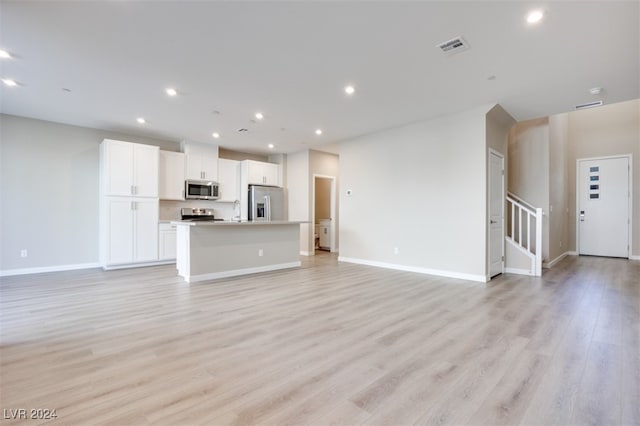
[437,36,470,55]
[575,100,604,110]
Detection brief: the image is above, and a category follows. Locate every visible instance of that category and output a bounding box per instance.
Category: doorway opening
[312,175,336,254]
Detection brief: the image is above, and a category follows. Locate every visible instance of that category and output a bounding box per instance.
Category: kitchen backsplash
[159,200,237,221]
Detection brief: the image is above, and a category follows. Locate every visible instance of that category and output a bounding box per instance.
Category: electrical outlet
[393,247,399,255]
[258,249,264,257]
[20,249,28,258]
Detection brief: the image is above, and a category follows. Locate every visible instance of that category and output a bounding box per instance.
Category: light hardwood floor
[1,254,638,425]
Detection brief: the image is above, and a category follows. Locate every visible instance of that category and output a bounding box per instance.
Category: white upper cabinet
[102,139,159,197]
[243,160,280,186]
[218,158,240,202]
[181,141,219,181]
[159,150,185,200]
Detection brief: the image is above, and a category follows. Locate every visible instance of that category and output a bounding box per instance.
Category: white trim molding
[630,255,640,261]
[504,267,535,276]
[300,251,312,256]
[0,262,101,277]
[184,261,301,283]
[338,257,488,283]
[543,251,577,268]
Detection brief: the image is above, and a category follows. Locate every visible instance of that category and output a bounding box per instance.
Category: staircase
[505,192,543,276]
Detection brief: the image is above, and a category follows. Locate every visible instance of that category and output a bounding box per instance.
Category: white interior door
[578,156,630,257]
[489,150,504,277]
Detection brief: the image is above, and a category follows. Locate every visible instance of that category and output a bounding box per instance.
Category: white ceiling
[1,1,638,155]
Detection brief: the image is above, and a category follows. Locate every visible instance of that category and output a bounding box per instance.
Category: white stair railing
[506,192,543,276]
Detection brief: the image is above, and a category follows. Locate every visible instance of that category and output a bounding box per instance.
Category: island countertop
[171,220,308,226]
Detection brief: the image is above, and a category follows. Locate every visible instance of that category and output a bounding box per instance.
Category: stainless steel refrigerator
[248,185,286,221]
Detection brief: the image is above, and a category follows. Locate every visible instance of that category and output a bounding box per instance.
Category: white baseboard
[630,255,640,261]
[184,261,302,283]
[337,256,487,283]
[0,262,101,277]
[566,251,578,256]
[300,251,312,256]
[102,260,175,270]
[543,251,575,268]
[504,267,534,276]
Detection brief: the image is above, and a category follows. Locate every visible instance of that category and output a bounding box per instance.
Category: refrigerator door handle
[265,195,271,221]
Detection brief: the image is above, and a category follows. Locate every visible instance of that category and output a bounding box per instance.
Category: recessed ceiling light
[0,50,11,59]
[2,79,17,87]
[165,88,177,96]
[136,117,146,124]
[315,129,323,135]
[268,143,275,149]
[212,132,220,139]
[589,87,603,95]
[255,112,264,120]
[344,85,355,95]
[526,10,544,24]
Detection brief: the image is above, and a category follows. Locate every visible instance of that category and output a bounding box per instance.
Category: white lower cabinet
[103,197,158,266]
[159,222,177,261]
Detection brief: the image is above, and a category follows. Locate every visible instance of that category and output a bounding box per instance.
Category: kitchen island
[173,220,305,283]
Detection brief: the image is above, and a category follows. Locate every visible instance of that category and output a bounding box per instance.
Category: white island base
[174,221,303,283]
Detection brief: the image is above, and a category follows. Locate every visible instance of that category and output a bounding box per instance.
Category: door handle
[580,210,585,222]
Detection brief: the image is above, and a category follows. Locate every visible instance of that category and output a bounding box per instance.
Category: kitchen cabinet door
[201,155,218,181]
[134,198,159,262]
[103,140,135,196]
[244,160,279,185]
[185,155,203,180]
[133,144,159,197]
[106,198,135,264]
[102,139,158,197]
[262,162,279,186]
[218,158,240,202]
[159,223,177,261]
[246,160,265,184]
[104,197,158,266]
[185,154,218,181]
[159,151,185,200]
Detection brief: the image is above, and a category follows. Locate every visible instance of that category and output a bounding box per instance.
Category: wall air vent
[437,36,470,55]
[575,100,604,110]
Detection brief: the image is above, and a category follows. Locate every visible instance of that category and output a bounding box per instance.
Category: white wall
[548,113,570,262]
[508,117,550,261]
[339,105,491,281]
[0,114,177,272]
[286,150,310,254]
[567,99,640,256]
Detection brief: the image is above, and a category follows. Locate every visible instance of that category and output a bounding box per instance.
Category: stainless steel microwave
[185,180,219,200]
